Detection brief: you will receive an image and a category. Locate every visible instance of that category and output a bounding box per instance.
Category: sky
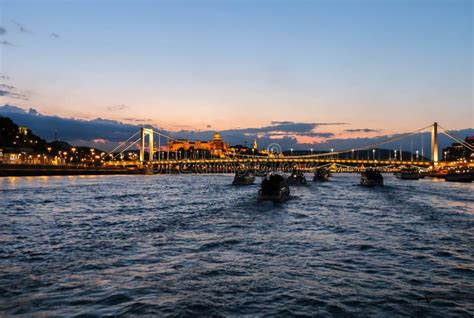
[0,0,472,147]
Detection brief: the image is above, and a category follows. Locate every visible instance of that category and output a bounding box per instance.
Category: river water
[0,174,473,316]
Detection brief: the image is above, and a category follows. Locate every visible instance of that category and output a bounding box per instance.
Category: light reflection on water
[0,174,473,316]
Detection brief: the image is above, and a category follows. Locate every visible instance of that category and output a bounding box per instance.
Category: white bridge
[104,122,473,169]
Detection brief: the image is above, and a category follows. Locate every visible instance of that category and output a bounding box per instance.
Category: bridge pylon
[140,127,154,162]
[431,122,438,166]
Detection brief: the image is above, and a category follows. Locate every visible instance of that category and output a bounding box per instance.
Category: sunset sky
[0,0,472,144]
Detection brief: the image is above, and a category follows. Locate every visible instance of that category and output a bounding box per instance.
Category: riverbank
[0,164,137,177]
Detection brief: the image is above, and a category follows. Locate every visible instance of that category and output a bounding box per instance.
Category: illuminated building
[442,136,473,162]
[18,127,29,136]
[228,139,274,157]
[167,132,229,158]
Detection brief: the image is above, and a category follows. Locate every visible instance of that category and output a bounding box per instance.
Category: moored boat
[395,167,420,180]
[313,167,330,181]
[288,169,306,185]
[232,171,255,185]
[445,168,472,183]
[258,174,290,201]
[361,168,383,186]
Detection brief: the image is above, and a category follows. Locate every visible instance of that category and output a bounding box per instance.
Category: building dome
[213,132,222,141]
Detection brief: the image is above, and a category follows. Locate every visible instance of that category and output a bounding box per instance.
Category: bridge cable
[112,137,142,160]
[315,123,434,158]
[105,130,140,158]
[438,125,474,151]
[235,123,435,160]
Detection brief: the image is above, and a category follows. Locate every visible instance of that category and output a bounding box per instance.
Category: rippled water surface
[1,174,473,316]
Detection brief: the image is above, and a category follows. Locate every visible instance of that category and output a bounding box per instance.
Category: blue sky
[0,0,472,144]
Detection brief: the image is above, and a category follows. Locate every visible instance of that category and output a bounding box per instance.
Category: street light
[351,149,354,159]
[310,148,313,155]
[444,151,447,162]
[416,150,419,161]
[290,148,293,156]
[394,150,397,160]
[372,149,376,160]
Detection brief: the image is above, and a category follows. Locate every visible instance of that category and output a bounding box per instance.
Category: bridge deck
[105,158,433,166]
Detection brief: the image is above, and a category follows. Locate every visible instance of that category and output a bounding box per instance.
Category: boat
[288,169,307,185]
[232,171,255,185]
[258,174,290,201]
[360,168,383,186]
[445,167,472,183]
[395,167,420,180]
[313,167,330,181]
[254,170,269,177]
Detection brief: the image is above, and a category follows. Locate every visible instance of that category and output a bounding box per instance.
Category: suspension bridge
[103,122,473,172]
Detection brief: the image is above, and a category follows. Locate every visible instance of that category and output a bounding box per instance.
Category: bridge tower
[140,127,154,162]
[431,122,438,165]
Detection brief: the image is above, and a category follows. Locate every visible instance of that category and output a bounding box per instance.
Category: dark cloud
[0,40,17,47]
[228,121,346,137]
[269,131,335,138]
[271,121,347,126]
[121,117,153,123]
[91,117,127,125]
[344,128,381,133]
[107,104,128,111]
[0,85,29,100]
[0,90,28,100]
[11,20,32,34]
[28,108,39,115]
[270,121,293,125]
[50,33,60,38]
[0,27,6,35]
[0,84,15,90]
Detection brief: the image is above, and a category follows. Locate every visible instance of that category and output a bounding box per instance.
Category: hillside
[0,116,50,152]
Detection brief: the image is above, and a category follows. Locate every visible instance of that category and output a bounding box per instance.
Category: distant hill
[48,140,73,151]
[0,116,49,152]
[0,104,141,149]
[0,116,74,153]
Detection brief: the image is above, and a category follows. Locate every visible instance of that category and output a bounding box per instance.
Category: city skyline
[1,0,472,144]
[1,103,473,154]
